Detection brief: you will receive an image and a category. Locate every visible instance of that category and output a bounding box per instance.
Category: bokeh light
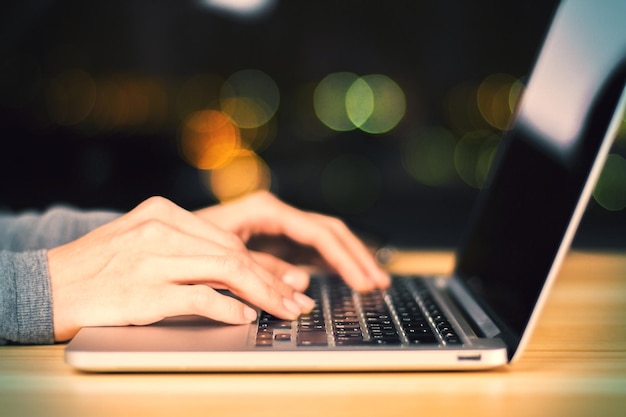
[314,72,360,132]
[593,153,626,211]
[42,71,170,132]
[445,74,524,135]
[477,73,522,131]
[402,126,458,187]
[320,154,382,214]
[207,149,272,201]
[238,117,276,151]
[315,72,406,134]
[200,0,278,19]
[175,70,281,200]
[474,135,500,187]
[179,109,241,170]
[351,74,406,134]
[220,69,279,129]
[508,78,525,115]
[90,76,168,131]
[345,77,375,129]
[454,130,500,189]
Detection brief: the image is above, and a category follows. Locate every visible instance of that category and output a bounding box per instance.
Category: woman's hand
[47,192,389,342]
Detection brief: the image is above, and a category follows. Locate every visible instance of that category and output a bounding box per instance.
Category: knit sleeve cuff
[1,250,55,344]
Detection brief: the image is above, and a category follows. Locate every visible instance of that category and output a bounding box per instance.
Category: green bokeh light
[454,130,500,189]
[313,72,360,132]
[402,127,458,187]
[357,74,406,134]
[315,72,406,134]
[593,153,626,211]
[346,77,374,128]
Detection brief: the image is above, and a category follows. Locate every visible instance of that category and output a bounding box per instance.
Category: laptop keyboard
[255,275,462,348]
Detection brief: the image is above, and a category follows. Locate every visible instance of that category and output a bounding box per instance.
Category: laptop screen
[453,0,626,353]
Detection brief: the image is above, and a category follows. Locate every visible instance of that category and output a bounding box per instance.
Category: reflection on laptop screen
[454,0,626,349]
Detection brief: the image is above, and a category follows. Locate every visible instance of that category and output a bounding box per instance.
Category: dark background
[1,0,624,249]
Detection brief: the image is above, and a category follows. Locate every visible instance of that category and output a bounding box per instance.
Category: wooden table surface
[1,250,625,417]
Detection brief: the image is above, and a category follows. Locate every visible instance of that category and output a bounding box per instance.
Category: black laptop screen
[453,0,626,352]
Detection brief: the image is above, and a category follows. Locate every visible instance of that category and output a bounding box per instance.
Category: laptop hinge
[447,276,501,338]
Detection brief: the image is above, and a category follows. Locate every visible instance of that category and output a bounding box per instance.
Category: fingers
[141,252,315,320]
[163,285,258,324]
[303,213,390,291]
[210,192,390,292]
[249,251,311,292]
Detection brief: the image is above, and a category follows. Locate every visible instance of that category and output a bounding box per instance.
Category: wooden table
[1,251,625,417]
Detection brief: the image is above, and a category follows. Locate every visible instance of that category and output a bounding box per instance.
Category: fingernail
[244,306,258,321]
[283,297,302,317]
[293,292,315,313]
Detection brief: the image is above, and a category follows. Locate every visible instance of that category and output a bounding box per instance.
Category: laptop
[65,0,626,372]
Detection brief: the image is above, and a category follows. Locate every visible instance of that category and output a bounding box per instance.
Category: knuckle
[248,190,278,209]
[250,189,273,202]
[229,234,248,252]
[325,216,348,232]
[217,252,249,274]
[186,286,213,313]
[304,214,344,243]
[132,218,170,241]
[232,252,255,273]
[134,196,175,218]
[144,195,171,208]
[216,253,264,287]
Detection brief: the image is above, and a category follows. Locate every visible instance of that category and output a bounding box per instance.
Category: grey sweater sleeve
[0,206,120,345]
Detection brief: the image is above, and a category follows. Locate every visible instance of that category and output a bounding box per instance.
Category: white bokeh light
[199,0,277,18]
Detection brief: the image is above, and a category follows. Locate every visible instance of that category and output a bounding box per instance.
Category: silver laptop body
[65,0,626,372]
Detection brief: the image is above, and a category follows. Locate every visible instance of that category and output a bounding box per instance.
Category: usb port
[457,354,482,361]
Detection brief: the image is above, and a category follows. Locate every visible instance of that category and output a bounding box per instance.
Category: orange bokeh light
[179,110,241,170]
[207,149,271,202]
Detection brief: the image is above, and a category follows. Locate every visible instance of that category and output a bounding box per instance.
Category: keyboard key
[445,336,462,345]
[274,333,292,342]
[408,335,438,345]
[297,331,328,346]
[371,337,402,345]
[335,337,366,346]
[255,339,273,347]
